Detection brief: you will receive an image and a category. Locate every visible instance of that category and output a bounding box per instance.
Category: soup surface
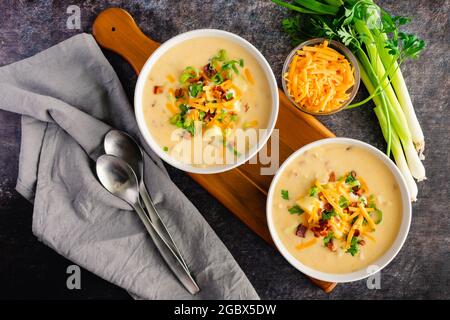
[142,37,272,167]
[271,143,402,274]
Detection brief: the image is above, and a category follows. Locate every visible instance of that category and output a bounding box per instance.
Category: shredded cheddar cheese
[296,238,317,250]
[284,41,355,113]
[290,171,383,257]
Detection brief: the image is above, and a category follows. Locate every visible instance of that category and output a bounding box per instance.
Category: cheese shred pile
[284,41,355,113]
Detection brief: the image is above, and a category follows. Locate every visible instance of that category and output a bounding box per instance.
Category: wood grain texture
[92,7,337,293]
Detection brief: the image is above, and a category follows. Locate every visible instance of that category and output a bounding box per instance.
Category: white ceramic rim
[134,29,279,174]
[266,137,412,283]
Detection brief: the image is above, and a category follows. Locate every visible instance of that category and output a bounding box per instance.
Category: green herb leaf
[211,73,223,84]
[309,186,319,197]
[346,237,359,256]
[184,121,195,136]
[339,195,349,208]
[281,16,304,45]
[222,60,243,77]
[281,189,289,200]
[368,194,376,208]
[359,197,367,206]
[169,114,180,125]
[370,209,383,224]
[345,173,356,184]
[322,209,336,221]
[288,205,304,215]
[179,104,189,115]
[179,66,199,84]
[323,231,335,246]
[211,49,228,64]
[163,146,169,152]
[188,82,203,98]
[225,91,234,100]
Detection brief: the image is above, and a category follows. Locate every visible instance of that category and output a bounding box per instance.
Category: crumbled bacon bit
[295,224,307,238]
[318,191,324,198]
[350,202,358,207]
[324,202,333,211]
[212,85,225,99]
[329,171,336,182]
[203,63,217,78]
[351,170,357,178]
[327,240,337,252]
[153,85,164,94]
[312,219,331,237]
[358,239,366,246]
[244,103,250,112]
[354,229,360,237]
[204,111,214,122]
[175,88,184,98]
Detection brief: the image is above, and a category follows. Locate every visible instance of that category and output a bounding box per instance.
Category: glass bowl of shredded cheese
[282,38,360,115]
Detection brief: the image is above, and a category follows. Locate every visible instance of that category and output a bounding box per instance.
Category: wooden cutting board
[93,8,337,293]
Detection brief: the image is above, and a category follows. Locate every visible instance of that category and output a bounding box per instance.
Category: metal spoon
[103,130,187,269]
[96,154,200,294]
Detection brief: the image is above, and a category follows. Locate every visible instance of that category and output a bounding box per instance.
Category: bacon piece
[204,111,214,122]
[311,219,331,237]
[212,85,225,99]
[295,224,307,238]
[203,63,217,78]
[327,240,337,252]
[329,171,336,182]
[175,88,184,99]
[153,85,164,94]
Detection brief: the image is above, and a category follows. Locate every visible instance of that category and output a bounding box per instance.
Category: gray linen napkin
[0,33,259,300]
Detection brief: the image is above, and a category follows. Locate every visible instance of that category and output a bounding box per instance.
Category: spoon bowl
[104,130,143,180]
[96,154,140,205]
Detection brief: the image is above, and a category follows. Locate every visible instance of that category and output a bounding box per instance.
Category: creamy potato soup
[142,37,272,167]
[271,143,402,274]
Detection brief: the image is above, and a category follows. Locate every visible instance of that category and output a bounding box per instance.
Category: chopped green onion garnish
[323,231,334,246]
[288,205,304,215]
[339,195,348,208]
[309,186,319,197]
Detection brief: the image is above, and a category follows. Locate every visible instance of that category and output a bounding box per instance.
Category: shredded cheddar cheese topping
[284,171,383,256]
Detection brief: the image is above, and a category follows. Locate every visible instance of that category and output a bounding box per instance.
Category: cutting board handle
[92,8,159,74]
[92,7,336,294]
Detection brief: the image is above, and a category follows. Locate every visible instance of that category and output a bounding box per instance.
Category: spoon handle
[139,183,189,270]
[133,202,200,295]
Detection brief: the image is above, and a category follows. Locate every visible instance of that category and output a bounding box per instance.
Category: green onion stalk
[272,0,426,200]
[360,63,418,200]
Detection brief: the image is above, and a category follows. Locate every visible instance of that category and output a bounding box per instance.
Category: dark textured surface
[0,0,449,300]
